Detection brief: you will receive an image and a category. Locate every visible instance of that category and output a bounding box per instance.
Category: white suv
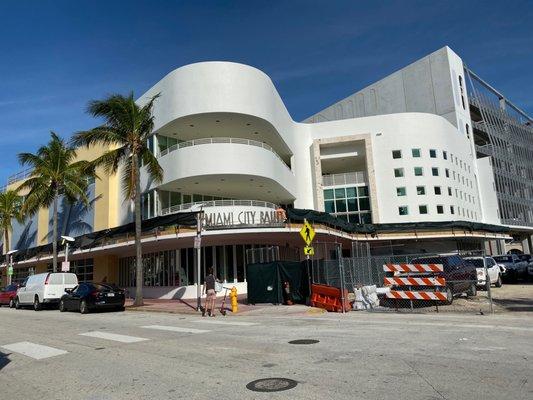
[15,272,78,311]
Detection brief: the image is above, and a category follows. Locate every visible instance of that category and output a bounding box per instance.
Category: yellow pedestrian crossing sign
[304,246,314,256]
[300,219,315,245]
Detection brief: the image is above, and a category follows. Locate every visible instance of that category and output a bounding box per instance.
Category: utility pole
[195,211,203,311]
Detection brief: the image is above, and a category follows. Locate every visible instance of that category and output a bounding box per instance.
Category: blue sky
[0,0,532,184]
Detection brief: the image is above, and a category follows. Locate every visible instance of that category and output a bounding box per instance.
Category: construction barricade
[310,283,352,313]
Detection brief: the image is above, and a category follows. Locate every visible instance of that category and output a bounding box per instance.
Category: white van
[15,272,78,311]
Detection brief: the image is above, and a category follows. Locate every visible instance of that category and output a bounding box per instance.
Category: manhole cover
[288,339,320,345]
[246,378,298,392]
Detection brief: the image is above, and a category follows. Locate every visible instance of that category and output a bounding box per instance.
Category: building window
[465,123,470,139]
[429,149,437,158]
[453,171,456,180]
[437,205,444,214]
[443,151,448,160]
[392,150,402,159]
[414,167,423,176]
[71,259,94,282]
[445,168,450,178]
[432,167,439,176]
[398,206,409,216]
[323,185,371,222]
[450,205,455,214]
[419,205,428,214]
[448,187,452,196]
[411,148,421,158]
[416,186,426,195]
[434,186,441,195]
[396,187,406,196]
[394,168,404,178]
[459,75,466,110]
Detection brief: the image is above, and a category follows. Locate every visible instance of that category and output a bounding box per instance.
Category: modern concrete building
[1,46,529,297]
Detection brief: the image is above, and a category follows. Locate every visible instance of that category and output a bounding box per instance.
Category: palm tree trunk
[133,155,144,306]
[4,228,9,254]
[52,189,59,272]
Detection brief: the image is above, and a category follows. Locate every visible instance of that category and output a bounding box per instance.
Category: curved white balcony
[142,138,297,203]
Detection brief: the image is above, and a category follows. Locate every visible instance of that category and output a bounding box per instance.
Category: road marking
[1,342,68,360]
[193,320,259,327]
[140,325,210,334]
[79,331,149,343]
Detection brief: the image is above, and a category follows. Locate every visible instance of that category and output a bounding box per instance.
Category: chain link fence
[312,249,496,314]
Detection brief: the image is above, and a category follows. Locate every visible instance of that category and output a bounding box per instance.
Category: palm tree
[72,93,163,306]
[17,132,95,272]
[0,189,24,255]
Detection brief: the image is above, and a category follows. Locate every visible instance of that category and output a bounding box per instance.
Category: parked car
[410,255,477,305]
[0,283,19,308]
[493,255,528,282]
[15,272,78,310]
[59,282,125,314]
[516,254,533,280]
[464,257,503,288]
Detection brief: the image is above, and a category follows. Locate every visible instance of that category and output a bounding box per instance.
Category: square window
[434,186,441,195]
[448,187,452,196]
[437,205,444,214]
[443,151,448,160]
[345,187,357,198]
[334,188,345,199]
[325,200,335,213]
[357,186,369,197]
[450,205,455,214]
[347,198,358,212]
[445,168,450,178]
[419,205,428,214]
[414,167,423,176]
[429,149,437,158]
[412,148,421,158]
[453,171,456,179]
[359,198,370,211]
[324,189,334,200]
[392,150,402,159]
[396,187,406,196]
[432,167,439,176]
[417,186,426,195]
[335,199,347,212]
[394,168,404,178]
[398,206,408,216]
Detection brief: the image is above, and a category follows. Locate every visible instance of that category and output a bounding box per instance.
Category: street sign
[303,246,314,256]
[7,266,13,276]
[299,219,315,245]
[61,261,70,272]
[194,236,202,249]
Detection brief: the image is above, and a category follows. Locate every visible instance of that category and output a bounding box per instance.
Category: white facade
[135,48,501,227]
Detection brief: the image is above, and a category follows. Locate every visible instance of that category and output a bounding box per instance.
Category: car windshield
[494,256,512,262]
[466,259,484,268]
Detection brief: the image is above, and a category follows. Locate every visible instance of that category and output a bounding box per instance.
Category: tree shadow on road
[0,350,11,371]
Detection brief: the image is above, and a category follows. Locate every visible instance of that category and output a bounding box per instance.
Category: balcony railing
[7,168,32,185]
[158,137,291,170]
[322,171,367,187]
[161,199,278,216]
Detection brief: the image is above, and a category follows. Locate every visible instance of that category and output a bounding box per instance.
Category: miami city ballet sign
[202,208,286,229]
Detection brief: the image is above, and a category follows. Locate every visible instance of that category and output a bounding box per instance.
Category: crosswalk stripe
[140,325,210,334]
[79,331,149,343]
[1,342,68,360]
[193,320,258,327]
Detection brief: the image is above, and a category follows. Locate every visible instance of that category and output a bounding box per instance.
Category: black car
[493,255,528,282]
[59,283,125,314]
[410,255,477,304]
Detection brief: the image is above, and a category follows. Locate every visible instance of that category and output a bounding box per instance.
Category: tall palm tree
[17,132,95,272]
[0,189,24,255]
[72,93,163,306]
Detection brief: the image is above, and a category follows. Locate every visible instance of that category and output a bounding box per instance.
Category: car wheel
[9,298,15,308]
[59,299,66,312]
[467,283,477,298]
[444,287,453,305]
[495,275,502,288]
[116,306,125,312]
[33,296,42,311]
[80,300,89,314]
[15,297,21,310]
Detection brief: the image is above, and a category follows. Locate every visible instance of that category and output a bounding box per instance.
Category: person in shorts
[203,267,217,317]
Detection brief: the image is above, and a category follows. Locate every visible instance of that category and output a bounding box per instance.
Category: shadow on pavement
[0,350,11,371]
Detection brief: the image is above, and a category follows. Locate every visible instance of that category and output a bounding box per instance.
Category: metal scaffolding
[465,66,533,227]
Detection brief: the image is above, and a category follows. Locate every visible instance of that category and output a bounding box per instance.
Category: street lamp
[61,236,75,271]
[6,249,17,286]
[190,203,205,311]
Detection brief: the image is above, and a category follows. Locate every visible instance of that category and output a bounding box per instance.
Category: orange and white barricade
[383,263,447,303]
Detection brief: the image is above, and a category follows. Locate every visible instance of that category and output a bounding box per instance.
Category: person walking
[203,267,217,317]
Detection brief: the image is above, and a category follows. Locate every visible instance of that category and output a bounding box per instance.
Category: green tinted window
[347,198,358,212]
[324,201,335,213]
[396,187,406,196]
[414,167,423,176]
[346,187,357,198]
[357,186,369,197]
[412,148,421,157]
[334,188,345,199]
[335,199,347,212]
[398,206,408,216]
[324,189,334,200]
[359,198,370,211]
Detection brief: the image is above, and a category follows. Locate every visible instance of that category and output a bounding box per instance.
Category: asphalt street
[0,306,532,400]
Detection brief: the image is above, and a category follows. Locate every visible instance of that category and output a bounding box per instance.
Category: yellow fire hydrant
[230,286,238,313]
